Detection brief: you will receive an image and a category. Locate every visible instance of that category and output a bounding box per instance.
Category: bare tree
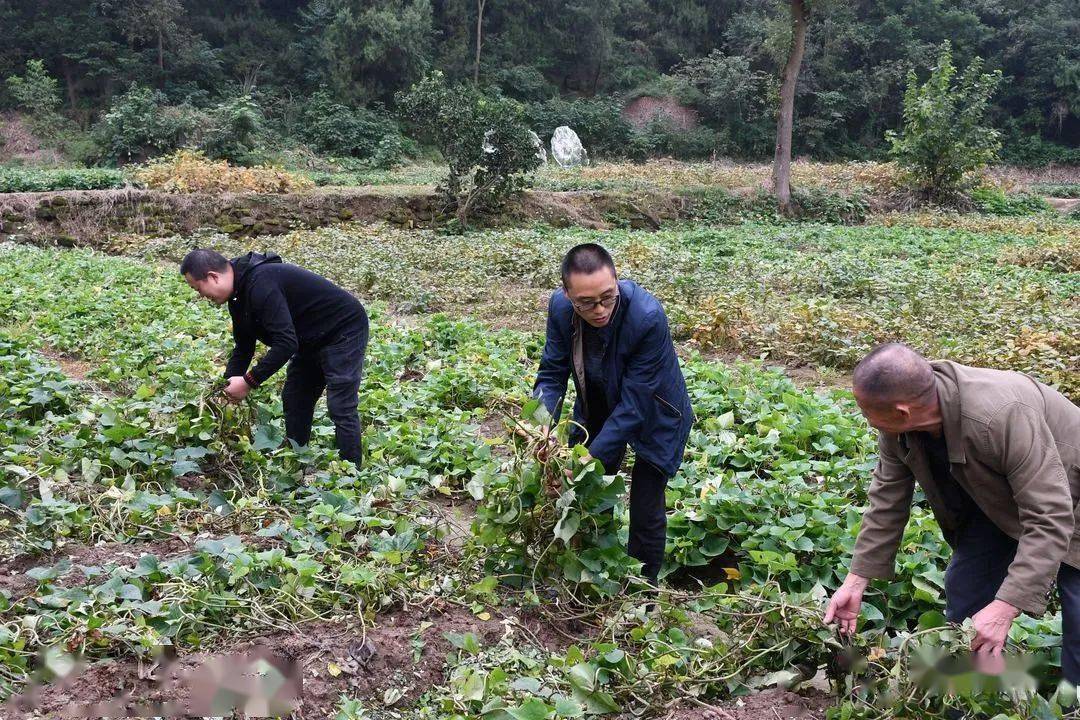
[473,0,487,85]
[772,0,808,215]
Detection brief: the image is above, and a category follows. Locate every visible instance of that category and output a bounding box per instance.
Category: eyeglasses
[570,292,619,313]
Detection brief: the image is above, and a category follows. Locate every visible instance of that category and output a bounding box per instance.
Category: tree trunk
[772,0,808,216]
[473,0,486,85]
[157,28,164,72]
[60,58,78,115]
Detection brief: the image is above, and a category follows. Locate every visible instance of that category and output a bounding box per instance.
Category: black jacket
[224,252,366,386]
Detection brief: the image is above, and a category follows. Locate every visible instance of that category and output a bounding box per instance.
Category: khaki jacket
[851,361,1080,616]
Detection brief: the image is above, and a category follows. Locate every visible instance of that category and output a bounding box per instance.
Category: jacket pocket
[654,393,683,418]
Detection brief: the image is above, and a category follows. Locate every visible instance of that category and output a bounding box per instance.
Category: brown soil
[1047,197,1080,214]
[0,113,64,166]
[664,688,833,720]
[427,493,478,554]
[35,344,121,398]
[2,601,569,719]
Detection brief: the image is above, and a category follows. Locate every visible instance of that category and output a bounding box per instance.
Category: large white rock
[550,126,589,167]
[529,130,547,164]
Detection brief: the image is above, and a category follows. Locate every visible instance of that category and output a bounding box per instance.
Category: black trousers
[281,319,368,466]
[579,391,670,585]
[945,503,1080,684]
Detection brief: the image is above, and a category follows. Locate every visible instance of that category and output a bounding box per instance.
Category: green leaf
[917,610,947,630]
[444,631,482,655]
[506,698,553,720]
[553,696,584,718]
[554,511,580,544]
[252,423,284,451]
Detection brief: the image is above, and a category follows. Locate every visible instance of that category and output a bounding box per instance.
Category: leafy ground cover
[130,216,1080,400]
[0,243,1075,719]
[0,166,127,192]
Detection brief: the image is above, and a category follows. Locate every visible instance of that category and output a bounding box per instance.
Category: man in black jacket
[181,249,369,466]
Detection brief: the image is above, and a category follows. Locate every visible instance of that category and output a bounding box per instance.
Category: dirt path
[1046,197,1080,214]
[663,689,832,719]
[2,600,575,719]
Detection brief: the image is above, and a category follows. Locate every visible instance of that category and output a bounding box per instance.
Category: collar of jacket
[899,366,967,465]
[229,251,282,302]
[933,367,967,464]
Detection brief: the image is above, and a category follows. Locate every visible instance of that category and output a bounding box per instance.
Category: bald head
[853,343,936,406]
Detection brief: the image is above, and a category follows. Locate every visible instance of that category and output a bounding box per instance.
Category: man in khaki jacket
[824,343,1080,683]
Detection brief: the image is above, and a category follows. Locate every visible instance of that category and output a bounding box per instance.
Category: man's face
[564,268,618,328]
[184,270,233,305]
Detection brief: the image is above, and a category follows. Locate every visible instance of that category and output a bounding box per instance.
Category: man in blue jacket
[534,243,693,584]
[181,248,369,467]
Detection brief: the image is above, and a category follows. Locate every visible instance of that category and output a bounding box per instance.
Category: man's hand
[824,573,869,636]
[970,599,1019,656]
[223,375,251,403]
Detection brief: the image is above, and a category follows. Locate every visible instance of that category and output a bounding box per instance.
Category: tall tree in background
[772,0,808,214]
[473,0,487,84]
[301,0,434,104]
[118,0,185,74]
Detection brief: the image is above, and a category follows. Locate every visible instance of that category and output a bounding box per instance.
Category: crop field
[0,195,1077,720]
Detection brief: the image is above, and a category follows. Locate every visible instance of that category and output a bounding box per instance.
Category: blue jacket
[534,279,693,478]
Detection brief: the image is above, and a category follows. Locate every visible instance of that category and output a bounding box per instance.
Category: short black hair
[180,248,229,280]
[561,243,616,286]
[853,342,936,405]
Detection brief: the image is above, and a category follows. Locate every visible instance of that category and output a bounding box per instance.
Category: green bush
[5,60,64,138]
[524,96,633,159]
[1001,134,1080,167]
[398,72,541,227]
[199,94,265,165]
[887,43,1002,203]
[627,117,721,160]
[1031,183,1080,198]
[299,90,406,168]
[969,186,1051,216]
[94,85,202,163]
[685,187,868,225]
[0,166,128,192]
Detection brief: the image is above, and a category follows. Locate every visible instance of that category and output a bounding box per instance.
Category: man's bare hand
[223,376,251,403]
[971,599,1019,656]
[824,573,869,636]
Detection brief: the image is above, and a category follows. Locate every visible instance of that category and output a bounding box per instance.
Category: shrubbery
[398,72,541,227]
[887,44,1002,203]
[524,96,633,159]
[94,85,201,164]
[0,166,127,192]
[132,150,312,194]
[199,94,265,165]
[300,90,409,168]
[1001,134,1080,167]
[969,186,1051,216]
